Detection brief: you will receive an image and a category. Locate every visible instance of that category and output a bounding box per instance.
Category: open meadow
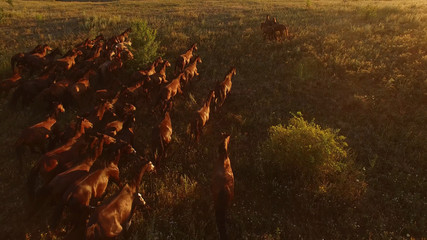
[0,0,426,239]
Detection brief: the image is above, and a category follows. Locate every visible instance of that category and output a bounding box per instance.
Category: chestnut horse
[158,73,186,111]
[85,160,155,239]
[175,43,197,74]
[212,134,234,240]
[192,90,215,142]
[215,67,236,111]
[182,56,202,88]
[152,111,172,165]
[27,117,93,199]
[131,57,164,85]
[38,134,115,227]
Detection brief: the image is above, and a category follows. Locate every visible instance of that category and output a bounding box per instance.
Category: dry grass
[0,0,426,239]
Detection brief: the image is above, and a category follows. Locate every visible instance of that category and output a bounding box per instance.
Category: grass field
[0,0,426,239]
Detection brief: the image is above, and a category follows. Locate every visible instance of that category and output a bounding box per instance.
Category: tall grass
[0,0,426,239]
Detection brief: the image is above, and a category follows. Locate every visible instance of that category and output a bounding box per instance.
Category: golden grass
[0,0,426,239]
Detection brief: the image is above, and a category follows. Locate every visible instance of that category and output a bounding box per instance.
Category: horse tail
[215,189,229,240]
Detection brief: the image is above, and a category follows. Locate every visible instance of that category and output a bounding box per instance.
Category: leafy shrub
[262,112,365,201]
[129,20,161,70]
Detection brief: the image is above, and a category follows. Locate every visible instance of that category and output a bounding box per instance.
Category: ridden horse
[192,90,215,143]
[214,67,236,111]
[15,103,65,171]
[212,133,234,240]
[85,160,155,239]
[158,73,186,111]
[182,56,202,88]
[175,43,197,74]
[152,111,172,166]
[27,117,93,199]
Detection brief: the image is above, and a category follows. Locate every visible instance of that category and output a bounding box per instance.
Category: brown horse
[39,134,115,227]
[175,43,197,74]
[65,161,120,212]
[215,67,236,110]
[182,56,202,87]
[158,73,186,111]
[9,66,57,107]
[68,69,97,103]
[152,111,172,165]
[85,160,155,239]
[55,50,83,71]
[27,117,93,199]
[117,27,132,43]
[10,44,46,72]
[116,116,136,147]
[212,133,234,240]
[18,45,54,74]
[131,57,164,85]
[15,103,65,171]
[150,60,171,86]
[192,90,215,142]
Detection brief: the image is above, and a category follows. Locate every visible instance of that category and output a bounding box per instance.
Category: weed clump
[262,112,366,201]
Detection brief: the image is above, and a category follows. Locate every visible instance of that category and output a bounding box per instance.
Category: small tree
[262,112,365,201]
[129,20,161,70]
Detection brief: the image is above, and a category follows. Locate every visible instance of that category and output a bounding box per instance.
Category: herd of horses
[1,26,237,239]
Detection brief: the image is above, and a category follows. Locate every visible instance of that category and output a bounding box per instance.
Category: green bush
[129,20,161,70]
[262,112,365,200]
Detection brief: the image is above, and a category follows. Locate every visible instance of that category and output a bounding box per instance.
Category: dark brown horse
[214,67,236,110]
[192,90,215,142]
[85,160,155,239]
[15,103,65,171]
[175,43,197,74]
[212,133,234,240]
[27,118,93,199]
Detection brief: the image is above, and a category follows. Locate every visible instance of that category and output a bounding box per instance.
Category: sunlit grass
[0,0,426,239]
